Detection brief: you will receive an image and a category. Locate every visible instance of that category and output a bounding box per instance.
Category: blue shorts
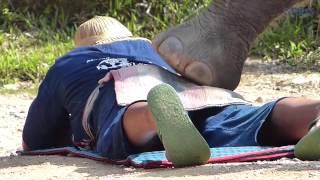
[189,100,281,148]
[94,83,281,160]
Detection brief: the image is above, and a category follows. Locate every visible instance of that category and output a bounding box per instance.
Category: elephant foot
[153,10,247,90]
[153,0,302,90]
[154,35,215,87]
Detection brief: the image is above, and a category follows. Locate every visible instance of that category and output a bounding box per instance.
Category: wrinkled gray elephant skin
[153,0,302,90]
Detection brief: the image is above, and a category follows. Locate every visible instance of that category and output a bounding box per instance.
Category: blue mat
[18,145,295,168]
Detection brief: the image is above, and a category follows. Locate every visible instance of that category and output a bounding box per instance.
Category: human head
[74,16,133,47]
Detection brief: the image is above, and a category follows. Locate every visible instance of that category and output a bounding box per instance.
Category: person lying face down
[22,15,179,157]
[22,16,320,167]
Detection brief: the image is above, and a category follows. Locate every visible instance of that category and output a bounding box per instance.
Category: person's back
[23,16,175,151]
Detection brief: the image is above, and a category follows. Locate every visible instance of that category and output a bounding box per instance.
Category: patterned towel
[106,64,250,111]
[18,146,295,169]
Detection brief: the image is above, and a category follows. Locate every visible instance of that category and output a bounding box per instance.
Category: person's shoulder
[53,47,97,68]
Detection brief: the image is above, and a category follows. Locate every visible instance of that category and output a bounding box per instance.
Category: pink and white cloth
[102,64,250,110]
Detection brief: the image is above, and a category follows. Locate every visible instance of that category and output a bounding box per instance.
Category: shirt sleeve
[22,67,71,150]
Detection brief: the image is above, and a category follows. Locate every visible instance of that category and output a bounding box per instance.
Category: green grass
[0,0,211,86]
[0,30,74,85]
[252,15,320,66]
[0,0,319,87]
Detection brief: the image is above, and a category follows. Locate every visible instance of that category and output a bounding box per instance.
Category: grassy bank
[0,31,73,83]
[0,0,319,85]
[252,6,320,66]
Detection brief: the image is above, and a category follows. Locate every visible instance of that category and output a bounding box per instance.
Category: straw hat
[74,16,134,47]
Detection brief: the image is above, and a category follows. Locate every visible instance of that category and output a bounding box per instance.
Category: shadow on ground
[0,155,319,178]
[243,58,320,75]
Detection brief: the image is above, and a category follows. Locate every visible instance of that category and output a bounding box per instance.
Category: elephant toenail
[158,37,183,55]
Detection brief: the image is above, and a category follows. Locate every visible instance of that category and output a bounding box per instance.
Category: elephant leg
[153,0,303,90]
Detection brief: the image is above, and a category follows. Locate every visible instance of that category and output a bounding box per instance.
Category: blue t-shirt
[23,39,176,150]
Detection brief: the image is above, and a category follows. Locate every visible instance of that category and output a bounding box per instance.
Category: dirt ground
[1,58,320,179]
